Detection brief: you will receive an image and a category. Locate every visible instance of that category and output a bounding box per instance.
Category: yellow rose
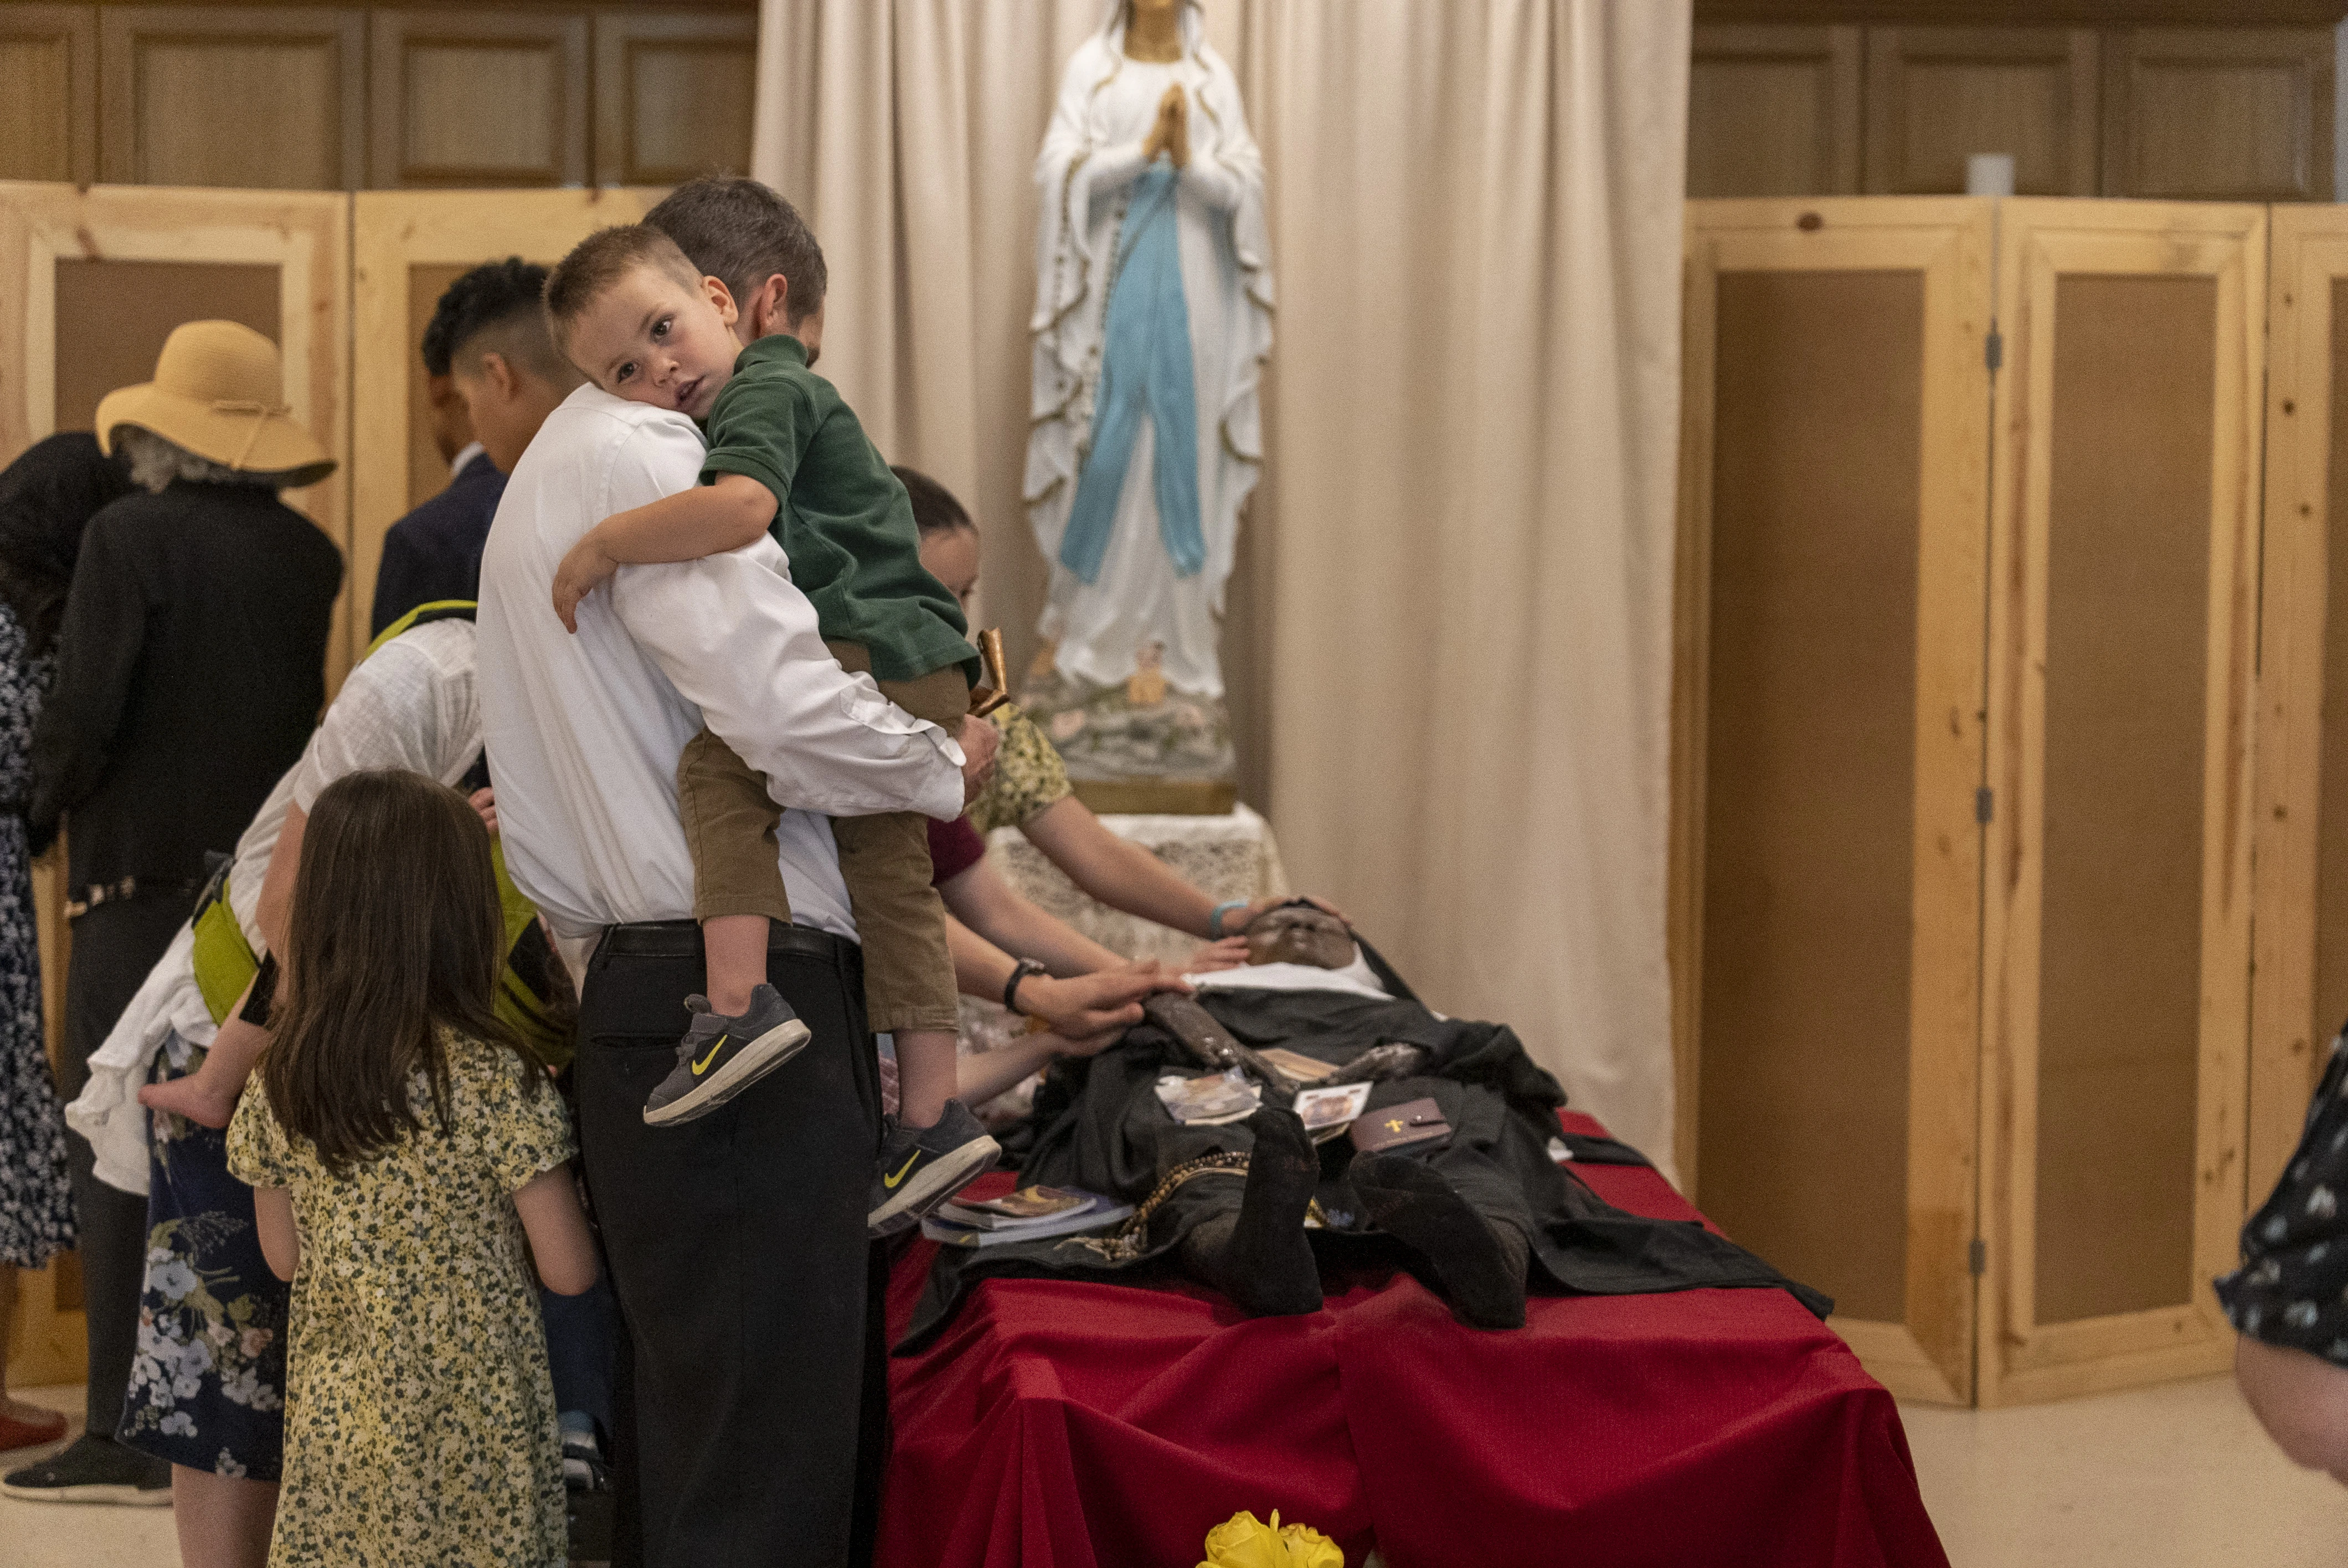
[1199,1510,1345,1568]
[1279,1520,1344,1568]
[1198,1511,1286,1568]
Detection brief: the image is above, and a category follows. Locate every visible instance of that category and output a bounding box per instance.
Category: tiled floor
[1899,1374,2348,1567]
[3,1385,178,1567]
[8,1374,2348,1565]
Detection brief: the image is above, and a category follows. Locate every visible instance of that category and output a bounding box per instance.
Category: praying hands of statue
[1141,84,1191,169]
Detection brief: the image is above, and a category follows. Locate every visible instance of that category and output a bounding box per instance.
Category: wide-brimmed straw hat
[95,321,334,484]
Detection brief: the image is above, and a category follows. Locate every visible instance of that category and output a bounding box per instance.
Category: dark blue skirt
[115,1030,288,1480]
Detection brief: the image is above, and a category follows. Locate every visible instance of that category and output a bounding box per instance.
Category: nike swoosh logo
[882,1152,919,1189]
[692,1035,728,1076]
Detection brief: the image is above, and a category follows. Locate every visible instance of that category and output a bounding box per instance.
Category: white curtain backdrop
[754,0,1692,1175]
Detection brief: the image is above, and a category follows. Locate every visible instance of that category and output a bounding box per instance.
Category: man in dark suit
[370,259,577,635]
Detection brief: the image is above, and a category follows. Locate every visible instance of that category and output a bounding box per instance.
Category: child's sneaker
[559,1412,610,1493]
[868,1099,999,1234]
[643,984,812,1126]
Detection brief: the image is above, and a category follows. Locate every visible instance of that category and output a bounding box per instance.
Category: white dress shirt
[68,618,484,1194]
[477,384,964,948]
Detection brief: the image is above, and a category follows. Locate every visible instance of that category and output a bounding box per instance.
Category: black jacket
[0,432,136,663]
[902,942,1831,1348]
[30,481,343,891]
[368,450,504,638]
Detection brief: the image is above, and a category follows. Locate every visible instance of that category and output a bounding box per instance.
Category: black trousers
[575,920,890,1568]
[55,895,195,1442]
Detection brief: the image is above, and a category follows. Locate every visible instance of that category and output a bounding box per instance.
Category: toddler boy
[543,185,995,1231]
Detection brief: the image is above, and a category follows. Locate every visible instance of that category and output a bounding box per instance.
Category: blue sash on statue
[1060,159,1204,586]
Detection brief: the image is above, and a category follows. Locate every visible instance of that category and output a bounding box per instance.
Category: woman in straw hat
[0,431,134,1457]
[1,321,341,1518]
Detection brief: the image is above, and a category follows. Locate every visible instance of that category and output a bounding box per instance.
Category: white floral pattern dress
[0,599,70,1268]
[228,1035,575,1567]
[118,1028,289,1477]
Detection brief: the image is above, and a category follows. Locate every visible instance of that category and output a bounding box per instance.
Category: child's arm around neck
[552,471,777,633]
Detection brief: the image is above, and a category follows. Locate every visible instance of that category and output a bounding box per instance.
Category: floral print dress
[118,1028,291,1476]
[2219,1025,2348,1358]
[0,600,71,1267]
[227,1035,576,1567]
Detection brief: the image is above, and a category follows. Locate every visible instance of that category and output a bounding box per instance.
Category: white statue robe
[1024,14,1273,700]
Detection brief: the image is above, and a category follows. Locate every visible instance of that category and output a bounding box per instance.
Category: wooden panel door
[1687,26,1862,198]
[594,12,757,188]
[2103,28,2334,202]
[0,181,348,1392]
[1980,199,2263,1406]
[368,11,591,189]
[350,188,657,668]
[2252,208,2348,1204]
[1861,27,2098,197]
[1676,197,1991,1404]
[0,5,96,186]
[97,6,364,190]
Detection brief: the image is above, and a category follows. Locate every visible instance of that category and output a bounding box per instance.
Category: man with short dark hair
[371,260,579,635]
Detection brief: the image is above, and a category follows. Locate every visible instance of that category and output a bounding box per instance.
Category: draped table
[877,1110,1949,1568]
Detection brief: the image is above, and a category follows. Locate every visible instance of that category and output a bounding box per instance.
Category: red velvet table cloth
[878,1111,1949,1568]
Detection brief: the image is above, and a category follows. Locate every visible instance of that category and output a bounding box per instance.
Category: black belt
[590,918,857,968]
[65,875,205,920]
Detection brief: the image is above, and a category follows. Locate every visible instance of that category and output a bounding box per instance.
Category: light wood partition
[0,183,352,685]
[0,180,348,1389]
[2252,208,2348,1203]
[1675,197,1991,1404]
[349,187,656,664]
[1978,199,2263,1406]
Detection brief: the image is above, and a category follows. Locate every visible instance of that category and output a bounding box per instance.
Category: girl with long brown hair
[228,768,595,1566]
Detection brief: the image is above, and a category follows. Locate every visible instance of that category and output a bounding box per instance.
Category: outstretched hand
[551,536,620,633]
[1023,959,1186,1040]
[1181,936,1250,973]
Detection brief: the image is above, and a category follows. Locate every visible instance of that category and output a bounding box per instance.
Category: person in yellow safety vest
[58,600,606,1563]
[146,600,568,1133]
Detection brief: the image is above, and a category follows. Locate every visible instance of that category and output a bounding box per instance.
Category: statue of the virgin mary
[1023,0,1272,796]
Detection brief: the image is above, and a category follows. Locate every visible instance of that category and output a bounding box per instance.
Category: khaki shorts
[674,641,969,1034]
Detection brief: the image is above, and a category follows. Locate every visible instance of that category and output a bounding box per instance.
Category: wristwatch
[1003,957,1049,1016]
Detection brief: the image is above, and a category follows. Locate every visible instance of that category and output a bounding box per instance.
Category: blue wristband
[1209,900,1250,939]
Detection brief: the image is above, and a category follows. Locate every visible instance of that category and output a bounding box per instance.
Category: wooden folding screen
[1978,201,2263,1406]
[0,181,348,1388]
[1675,199,1992,1404]
[1678,196,2267,1406]
[2252,209,2348,1210]
[349,187,655,670]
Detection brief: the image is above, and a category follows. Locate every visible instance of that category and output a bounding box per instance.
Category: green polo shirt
[699,334,976,684]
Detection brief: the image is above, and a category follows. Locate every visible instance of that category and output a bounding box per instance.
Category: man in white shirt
[476,382,988,1568]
